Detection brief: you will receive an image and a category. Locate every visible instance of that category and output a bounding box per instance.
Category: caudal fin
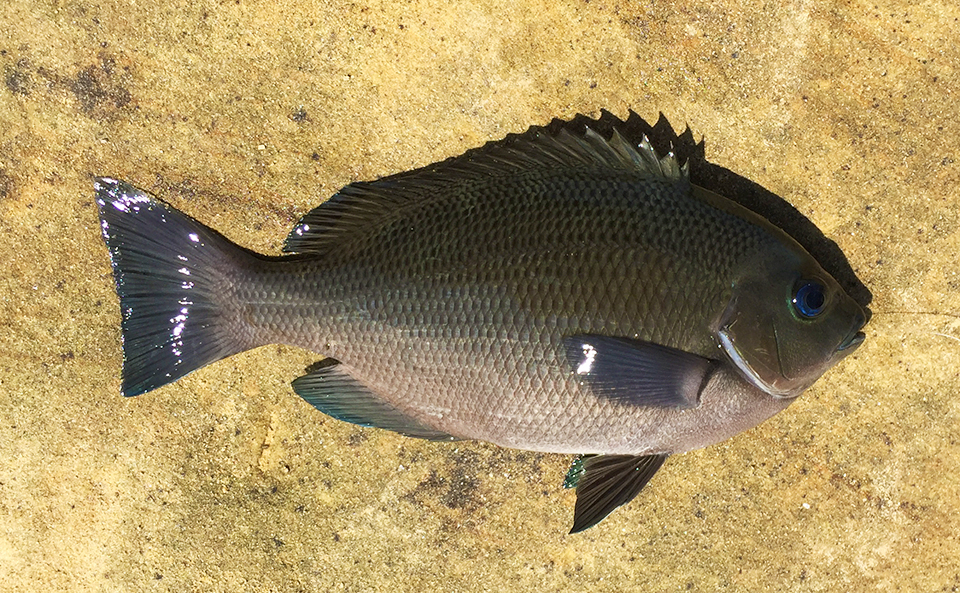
[95,177,253,396]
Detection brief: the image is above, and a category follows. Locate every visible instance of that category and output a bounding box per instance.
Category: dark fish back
[272,128,777,356]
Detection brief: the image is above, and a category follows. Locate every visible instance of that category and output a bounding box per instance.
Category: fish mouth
[836,311,867,352]
[837,330,865,351]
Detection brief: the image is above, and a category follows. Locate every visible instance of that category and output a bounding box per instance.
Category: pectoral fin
[564,335,714,408]
[292,360,459,441]
[566,453,668,533]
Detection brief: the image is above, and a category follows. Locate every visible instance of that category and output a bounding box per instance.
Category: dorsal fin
[283,118,689,254]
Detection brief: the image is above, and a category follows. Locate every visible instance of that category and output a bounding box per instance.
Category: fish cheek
[716,299,787,396]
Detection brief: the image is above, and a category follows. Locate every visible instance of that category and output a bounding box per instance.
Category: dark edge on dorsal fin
[283,114,689,254]
[292,359,459,442]
[569,453,668,534]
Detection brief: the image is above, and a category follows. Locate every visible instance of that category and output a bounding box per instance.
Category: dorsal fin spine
[283,118,689,255]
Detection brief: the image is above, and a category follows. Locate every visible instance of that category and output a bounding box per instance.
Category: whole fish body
[96,116,867,532]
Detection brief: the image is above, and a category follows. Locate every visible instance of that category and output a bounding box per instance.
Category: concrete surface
[1,0,958,591]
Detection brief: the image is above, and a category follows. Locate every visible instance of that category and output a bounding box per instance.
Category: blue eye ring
[793,280,827,318]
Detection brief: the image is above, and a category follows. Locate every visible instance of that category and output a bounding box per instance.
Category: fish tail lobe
[95,177,257,396]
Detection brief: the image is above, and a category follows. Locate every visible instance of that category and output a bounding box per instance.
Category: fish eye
[792,280,826,318]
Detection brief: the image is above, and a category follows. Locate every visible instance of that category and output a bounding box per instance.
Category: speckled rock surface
[1,0,958,591]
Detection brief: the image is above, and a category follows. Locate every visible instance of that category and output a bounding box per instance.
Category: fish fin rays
[95,178,254,396]
[562,454,596,489]
[292,360,459,441]
[283,116,688,254]
[564,335,715,409]
[567,453,668,533]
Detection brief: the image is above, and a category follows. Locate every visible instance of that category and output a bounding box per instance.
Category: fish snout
[836,310,867,353]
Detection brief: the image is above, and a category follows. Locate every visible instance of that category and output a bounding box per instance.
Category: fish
[95,116,868,533]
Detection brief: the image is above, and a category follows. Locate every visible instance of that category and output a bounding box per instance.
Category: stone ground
[1,0,959,591]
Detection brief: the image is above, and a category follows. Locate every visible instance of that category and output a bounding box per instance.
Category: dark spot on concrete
[70,65,131,113]
[157,175,199,200]
[70,67,102,111]
[0,171,13,201]
[290,106,309,123]
[403,469,446,504]
[440,450,482,510]
[5,59,31,95]
[441,469,479,509]
[100,56,115,76]
[510,450,544,477]
[404,447,545,517]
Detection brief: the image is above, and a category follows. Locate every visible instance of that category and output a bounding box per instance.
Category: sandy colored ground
[2,0,959,591]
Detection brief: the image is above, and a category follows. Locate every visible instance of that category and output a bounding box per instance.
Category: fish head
[716,245,867,399]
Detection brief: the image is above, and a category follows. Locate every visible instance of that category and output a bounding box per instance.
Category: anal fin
[292,360,458,442]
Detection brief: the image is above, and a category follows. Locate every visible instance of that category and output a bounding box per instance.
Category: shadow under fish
[94,113,869,533]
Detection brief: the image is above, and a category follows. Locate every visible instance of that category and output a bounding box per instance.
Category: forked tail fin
[95,177,254,396]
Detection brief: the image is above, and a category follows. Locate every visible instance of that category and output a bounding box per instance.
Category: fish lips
[837,322,867,352]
